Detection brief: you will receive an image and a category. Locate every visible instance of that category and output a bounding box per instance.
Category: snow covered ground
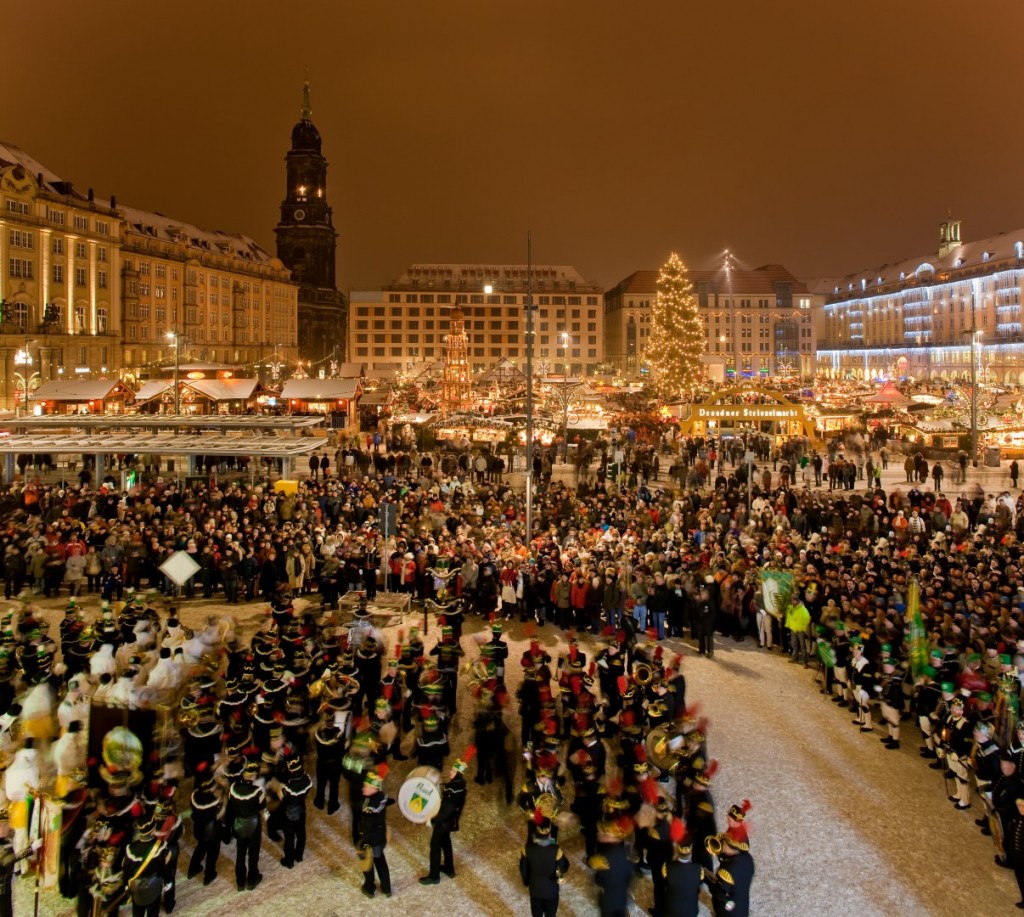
[25,597,1018,917]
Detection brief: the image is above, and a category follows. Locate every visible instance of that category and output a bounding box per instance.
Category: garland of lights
[646,252,704,399]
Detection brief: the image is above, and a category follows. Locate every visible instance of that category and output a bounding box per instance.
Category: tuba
[633,663,654,686]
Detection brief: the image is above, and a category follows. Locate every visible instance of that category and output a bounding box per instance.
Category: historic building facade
[118,205,298,379]
[349,263,605,377]
[274,82,347,367]
[0,141,298,410]
[0,144,122,410]
[604,263,820,379]
[818,219,1024,383]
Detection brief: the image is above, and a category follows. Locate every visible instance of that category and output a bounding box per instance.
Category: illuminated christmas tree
[647,252,703,399]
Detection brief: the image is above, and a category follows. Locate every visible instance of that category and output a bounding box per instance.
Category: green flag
[760,570,794,620]
[907,577,928,679]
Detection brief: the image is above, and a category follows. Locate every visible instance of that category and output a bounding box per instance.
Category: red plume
[616,815,634,835]
[646,627,658,640]
[697,717,709,735]
[617,675,628,695]
[130,802,144,818]
[670,817,686,844]
[741,799,752,814]
[621,709,635,727]
[574,712,589,733]
[376,763,389,780]
[588,661,596,678]
[640,777,660,806]
[672,653,684,669]
[462,744,477,763]
[382,683,393,701]
[569,643,578,662]
[273,710,285,724]
[108,830,125,847]
[601,625,615,638]
[616,629,626,645]
[684,703,702,720]
[634,744,647,764]
[532,806,544,825]
[195,761,209,774]
[606,775,623,798]
[704,760,720,781]
[438,615,447,627]
[653,646,664,661]
[570,676,581,695]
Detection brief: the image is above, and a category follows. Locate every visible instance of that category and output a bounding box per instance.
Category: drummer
[419,747,473,886]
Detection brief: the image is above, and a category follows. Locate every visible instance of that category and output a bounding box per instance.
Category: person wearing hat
[878,654,905,750]
[590,810,634,917]
[942,696,975,810]
[226,761,266,891]
[1002,794,1024,908]
[849,638,875,733]
[312,704,346,815]
[187,761,224,887]
[420,747,474,886]
[518,806,570,917]
[124,808,169,917]
[278,754,313,869]
[914,665,942,760]
[661,817,702,917]
[358,764,393,899]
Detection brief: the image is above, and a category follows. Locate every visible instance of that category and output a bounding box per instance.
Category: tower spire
[301,71,312,121]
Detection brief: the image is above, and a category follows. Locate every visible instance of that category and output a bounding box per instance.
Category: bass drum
[397,765,442,824]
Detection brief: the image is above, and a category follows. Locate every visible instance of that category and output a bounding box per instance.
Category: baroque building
[0,141,298,410]
[274,82,347,367]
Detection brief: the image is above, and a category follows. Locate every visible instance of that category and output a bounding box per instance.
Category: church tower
[275,80,347,365]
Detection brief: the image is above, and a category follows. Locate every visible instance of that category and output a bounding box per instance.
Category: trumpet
[633,663,654,686]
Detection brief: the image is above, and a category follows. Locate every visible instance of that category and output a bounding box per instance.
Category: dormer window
[297,185,307,201]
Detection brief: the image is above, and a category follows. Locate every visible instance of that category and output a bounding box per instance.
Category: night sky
[4,1,1022,290]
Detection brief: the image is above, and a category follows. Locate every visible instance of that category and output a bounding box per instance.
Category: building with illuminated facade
[818,219,1024,382]
[0,142,298,410]
[604,263,820,379]
[349,263,604,377]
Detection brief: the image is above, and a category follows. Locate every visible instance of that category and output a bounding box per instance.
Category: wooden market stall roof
[29,379,128,402]
[862,382,913,407]
[279,378,360,401]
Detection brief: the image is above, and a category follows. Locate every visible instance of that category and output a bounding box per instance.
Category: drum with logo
[397,765,442,824]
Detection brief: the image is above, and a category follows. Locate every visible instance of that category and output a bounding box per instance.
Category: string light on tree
[646,252,704,399]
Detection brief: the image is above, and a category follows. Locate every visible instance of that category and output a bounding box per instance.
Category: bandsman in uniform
[419,747,473,885]
[519,808,570,917]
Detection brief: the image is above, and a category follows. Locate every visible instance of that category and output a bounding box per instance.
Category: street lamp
[561,331,572,461]
[964,326,983,468]
[15,339,38,417]
[524,235,536,542]
[167,331,181,414]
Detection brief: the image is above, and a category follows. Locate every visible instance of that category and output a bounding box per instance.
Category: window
[128,325,137,340]
[127,280,137,295]
[156,264,166,278]
[97,247,108,263]
[420,294,434,303]
[96,221,109,236]
[48,209,66,225]
[156,285,165,299]
[5,200,29,215]
[73,215,88,231]
[8,230,33,249]
[52,264,63,283]
[75,305,86,333]
[98,271,107,289]
[52,237,64,255]
[75,242,86,259]
[9,259,33,279]
[406,294,418,303]
[140,282,150,296]
[140,304,150,320]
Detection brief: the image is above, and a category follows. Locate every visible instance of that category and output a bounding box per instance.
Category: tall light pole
[966,326,982,468]
[167,331,181,414]
[524,234,535,542]
[16,339,37,417]
[561,331,572,462]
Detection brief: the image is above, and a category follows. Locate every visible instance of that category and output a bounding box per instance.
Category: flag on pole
[907,577,928,679]
[759,570,794,620]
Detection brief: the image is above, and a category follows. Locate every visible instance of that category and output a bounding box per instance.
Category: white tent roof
[133,381,172,403]
[30,379,125,402]
[186,378,258,401]
[280,379,360,401]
